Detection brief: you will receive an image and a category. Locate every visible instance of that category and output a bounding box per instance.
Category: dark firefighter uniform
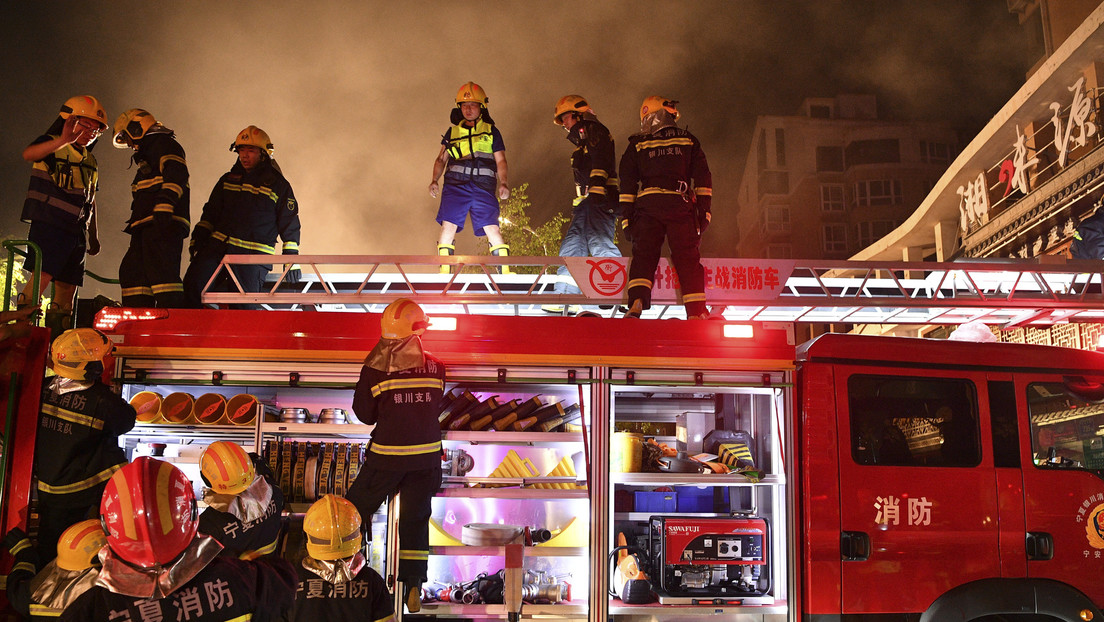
[198,455,286,560]
[59,555,297,622]
[119,129,190,307]
[34,380,135,564]
[556,115,621,294]
[285,559,393,622]
[618,126,712,317]
[183,159,300,308]
[346,354,446,586]
[20,131,97,288]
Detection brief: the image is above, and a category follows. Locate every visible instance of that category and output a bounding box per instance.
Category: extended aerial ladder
[188,254,1104,328]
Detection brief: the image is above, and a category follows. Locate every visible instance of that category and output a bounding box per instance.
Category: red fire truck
[2,297,1104,621]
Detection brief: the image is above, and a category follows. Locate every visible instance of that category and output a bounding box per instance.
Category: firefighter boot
[490,244,512,275]
[43,305,73,341]
[403,581,423,613]
[438,244,455,275]
[623,299,643,319]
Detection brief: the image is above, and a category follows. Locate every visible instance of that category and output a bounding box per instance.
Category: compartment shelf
[419,603,588,617]
[438,487,589,499]
[443,431,583,445]
[429,546,586,557]
[613,473,784,487]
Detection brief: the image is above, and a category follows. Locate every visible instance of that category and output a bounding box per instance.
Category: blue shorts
[26,220,86,286]
[436,183,499,235]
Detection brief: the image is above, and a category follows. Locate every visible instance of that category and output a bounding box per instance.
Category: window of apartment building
[758,132,768,169]
[821,184,846,212]
[775,128,786,167]
[920,141,952,166]
[765,206,790,233]
[854,179,903,207]
[856,220,898,248]
[816,146,844,172]
[767,244,792,259]
[823,223,848,253]
[845,138,901,166]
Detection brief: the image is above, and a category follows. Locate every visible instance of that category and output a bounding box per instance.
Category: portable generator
[647,515,772,605]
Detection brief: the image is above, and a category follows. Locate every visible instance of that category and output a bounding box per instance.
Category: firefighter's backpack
[702,430,755,469]
[1071,210,1104,260]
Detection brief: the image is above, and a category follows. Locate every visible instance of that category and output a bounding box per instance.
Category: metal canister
[318,408,349,424]
[279,407,310,423]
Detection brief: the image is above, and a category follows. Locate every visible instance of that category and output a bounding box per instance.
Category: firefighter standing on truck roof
[285,494,394,621]
[60,457,297,621]
[34,328,135,566]
[112,108,190,308]
[197,441,285,560]
[428,82,511,274]
[618,96,712,319]
[2,519,106,620]
[544,95,621,315]
[183,125,301,308]
[17,96,107,337]
[346,298,445,614]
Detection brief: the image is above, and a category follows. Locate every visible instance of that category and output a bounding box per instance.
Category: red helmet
[100,457,198,568]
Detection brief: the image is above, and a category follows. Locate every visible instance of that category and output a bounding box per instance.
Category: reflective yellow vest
[444,120,497,191]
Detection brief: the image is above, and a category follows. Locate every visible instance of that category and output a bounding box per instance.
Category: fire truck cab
[798,333,1104,621]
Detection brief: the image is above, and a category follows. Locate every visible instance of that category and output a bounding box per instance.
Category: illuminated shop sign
[958,75,1098,233]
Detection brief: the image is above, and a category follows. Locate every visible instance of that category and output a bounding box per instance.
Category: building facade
[735,94,960,261]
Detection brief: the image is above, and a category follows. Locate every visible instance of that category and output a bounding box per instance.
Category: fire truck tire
[919,578,1102,622]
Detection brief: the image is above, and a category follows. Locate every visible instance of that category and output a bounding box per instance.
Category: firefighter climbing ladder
[200,254,1104,326]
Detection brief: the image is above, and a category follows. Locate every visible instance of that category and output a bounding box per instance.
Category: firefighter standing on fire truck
[618,96,712,319]
[60,457,297,621]
[346,298,445,614]
[197,441,285,560]
[544,95,621,314]
[17,96,107,337]
[34,328,135,566]
[112,109,190,308]
[183,125,301,308]
[428,82,511,273]
[284,494,394,621]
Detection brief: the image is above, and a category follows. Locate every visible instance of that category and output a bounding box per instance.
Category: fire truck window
[1027,381,1104,471]
[848,375,980,467]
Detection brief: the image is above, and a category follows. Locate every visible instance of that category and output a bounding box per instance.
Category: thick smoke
[0,1,1028,298]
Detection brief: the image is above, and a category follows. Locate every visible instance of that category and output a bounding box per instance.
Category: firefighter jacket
[3,528,99,620]
[284,556,393,622]
[567,115,618,206]
[191,159,301,257]
[35,378,136,508]
[618,126,712,223]
[21,134,97,233]
[124,129,190,237]
[352,349,446,471]
[60,548,297,622]
[198,456,285,560]
[442,119,501,193]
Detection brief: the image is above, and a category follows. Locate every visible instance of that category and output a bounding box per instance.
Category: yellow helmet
[304,495,362,560]
[553,95,590,125]
[51,328,112,381]
[59,95,108,129]
[380,298,429,340]
[199,441,256,495]
[455,82,488,107]
[56,519,108,571]
[230,125,274,155]
[112,109,158,148]
[639,96,680,122]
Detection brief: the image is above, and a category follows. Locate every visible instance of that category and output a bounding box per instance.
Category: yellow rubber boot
[490,244,512,275]
[437,244,455,275]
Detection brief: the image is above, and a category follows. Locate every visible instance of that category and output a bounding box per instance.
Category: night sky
[0,1,1032,298]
